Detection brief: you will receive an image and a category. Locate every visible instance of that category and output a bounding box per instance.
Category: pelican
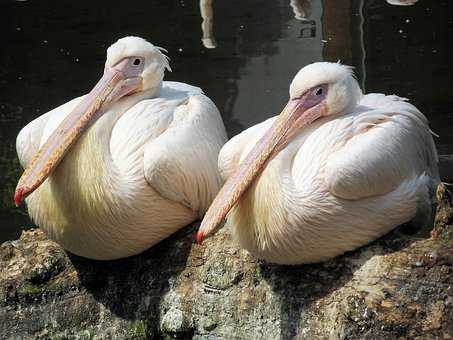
[15,36,227,260]
[197,62,439,264]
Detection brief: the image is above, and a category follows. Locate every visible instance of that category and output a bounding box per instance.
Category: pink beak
[14,56,144,206]
[196,86,328,243]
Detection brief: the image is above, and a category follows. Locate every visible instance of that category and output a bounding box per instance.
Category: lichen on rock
[0,184,452,339]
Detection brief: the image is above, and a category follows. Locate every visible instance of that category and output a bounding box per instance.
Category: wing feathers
[144,94,227,215]
[324,94,438,200]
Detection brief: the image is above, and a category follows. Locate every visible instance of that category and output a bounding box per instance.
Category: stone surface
[1,185,453,339]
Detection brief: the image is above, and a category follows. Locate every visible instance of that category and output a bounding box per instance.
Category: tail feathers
[401,174,438,236]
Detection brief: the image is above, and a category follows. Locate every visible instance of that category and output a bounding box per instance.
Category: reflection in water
[386,0,418,6]
[200,0,216,49]
[199,0,316,49]
[227,0,326,129]
[290,0,312,21]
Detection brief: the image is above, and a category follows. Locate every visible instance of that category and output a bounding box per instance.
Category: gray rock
[1,184,453,339]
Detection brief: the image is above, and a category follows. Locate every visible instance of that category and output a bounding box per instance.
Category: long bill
[196,92,327,243]
[14,58,139,206]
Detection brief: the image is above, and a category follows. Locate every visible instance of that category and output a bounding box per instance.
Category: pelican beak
[196,85,328,243]
[14,56,144,206]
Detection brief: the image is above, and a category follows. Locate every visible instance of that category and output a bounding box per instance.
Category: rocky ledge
[1,185,452,340]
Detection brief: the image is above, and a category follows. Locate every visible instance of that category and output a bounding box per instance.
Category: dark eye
[314,87,323,96]
[133,58,141,66]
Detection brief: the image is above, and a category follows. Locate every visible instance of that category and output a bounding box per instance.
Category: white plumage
[16,37,227,260]
[201,62,439,264]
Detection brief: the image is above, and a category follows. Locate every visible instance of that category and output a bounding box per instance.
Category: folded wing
[142,84,227,216]
[324,94,439,200]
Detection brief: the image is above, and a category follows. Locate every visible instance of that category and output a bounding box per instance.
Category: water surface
[1,0,452,242]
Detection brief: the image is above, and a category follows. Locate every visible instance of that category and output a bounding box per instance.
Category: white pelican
[15,36,227,260]
[197,62,439,264]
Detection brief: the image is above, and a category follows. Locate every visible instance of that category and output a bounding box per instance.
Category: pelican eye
[133,58,141,66]
[314,87,323,96]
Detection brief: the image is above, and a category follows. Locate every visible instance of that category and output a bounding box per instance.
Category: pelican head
[105,36,171,93]
[196,62,362,242]
[289,62,362,117]
[14,36,170,205]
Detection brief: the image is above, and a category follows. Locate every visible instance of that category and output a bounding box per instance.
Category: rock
[1,184,453,339]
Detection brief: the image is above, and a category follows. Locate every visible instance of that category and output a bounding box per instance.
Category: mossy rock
[0,185,452,339]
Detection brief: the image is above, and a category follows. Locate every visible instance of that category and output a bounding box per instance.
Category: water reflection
[0,0,452,243]
[199,0,316,50]
[290,0,312,21]
[386,0,418,6]
[200,0,216,49]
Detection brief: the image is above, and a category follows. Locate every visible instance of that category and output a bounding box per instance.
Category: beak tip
[14,187,24,207]
[195,230,205,245]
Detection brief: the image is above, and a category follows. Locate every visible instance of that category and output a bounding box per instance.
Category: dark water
[0,0,452,242]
